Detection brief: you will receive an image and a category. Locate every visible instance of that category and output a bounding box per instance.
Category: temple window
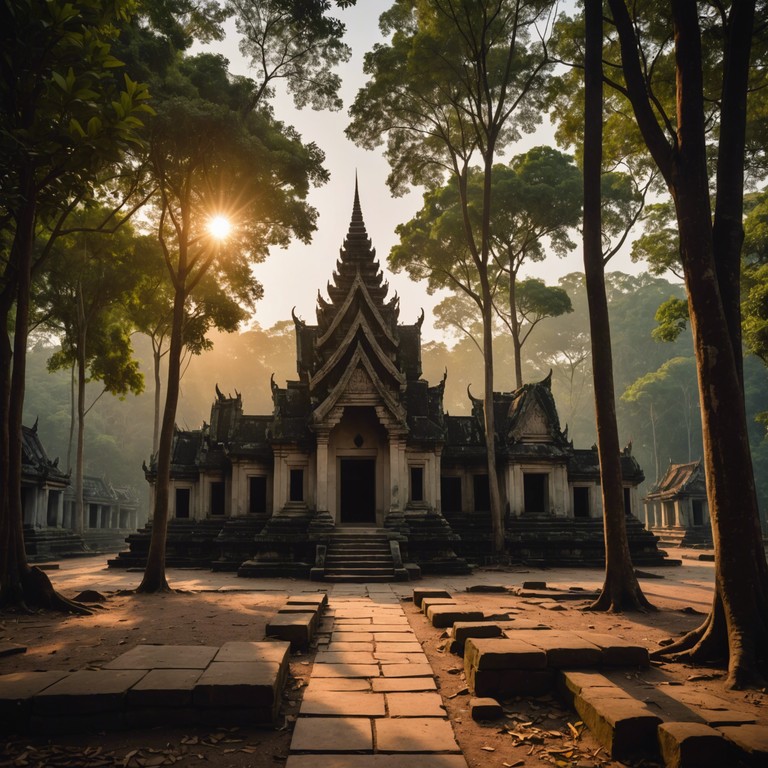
[290,468,304,502]
[210,481,225,516]
[175,488,190,519]
[573,486,590,518]
[523,473,548,514]
[249,476,268,515]
[441,476,462,513]
[410,466,424,503]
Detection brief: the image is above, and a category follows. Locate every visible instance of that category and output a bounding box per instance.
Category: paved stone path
[286,584,468,768]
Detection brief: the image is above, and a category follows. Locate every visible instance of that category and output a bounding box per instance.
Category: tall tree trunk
[66,362,75,473]
[74,326,87,537]
[509,275,523,389]
[583,0,652,612]
[137,272,186,592]
[0,173,89,613]
[609,0,768,686]
[152,341,162,456]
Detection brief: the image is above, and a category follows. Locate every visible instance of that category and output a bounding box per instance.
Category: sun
[207,214,232,240]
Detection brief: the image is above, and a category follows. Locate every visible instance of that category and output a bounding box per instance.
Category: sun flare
[207,214,232,240]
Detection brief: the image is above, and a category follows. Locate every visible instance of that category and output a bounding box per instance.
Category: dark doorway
[523,473,548,514]
[175,488,190,519]
[473,474,491,512]
[210,481,225,516]
[340,458,376,524]
[692,499,704,526]
[249,476,267,515]
[573,486,590,518]
[441,476,462,514]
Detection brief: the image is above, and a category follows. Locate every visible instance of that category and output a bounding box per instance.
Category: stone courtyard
[1,551,767,767]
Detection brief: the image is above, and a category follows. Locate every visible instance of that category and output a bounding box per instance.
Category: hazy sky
[206,1,641,344]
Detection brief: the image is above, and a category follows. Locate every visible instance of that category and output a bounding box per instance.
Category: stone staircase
[321,529,407,582]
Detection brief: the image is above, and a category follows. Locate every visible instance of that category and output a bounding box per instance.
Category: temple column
[388,438,401,510]
[316,434,330,514]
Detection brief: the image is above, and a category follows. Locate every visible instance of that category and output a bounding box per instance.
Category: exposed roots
[585,581,657,613]
[16,566,92,615]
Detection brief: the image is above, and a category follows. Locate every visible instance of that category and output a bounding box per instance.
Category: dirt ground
[1,559,766,768]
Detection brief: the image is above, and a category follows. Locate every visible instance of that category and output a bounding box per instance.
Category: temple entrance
[339,458,376,524]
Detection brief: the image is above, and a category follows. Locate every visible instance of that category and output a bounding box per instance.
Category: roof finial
[352,171,362,222]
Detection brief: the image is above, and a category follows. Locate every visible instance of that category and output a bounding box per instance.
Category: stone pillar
[388,439,402,511]
[273,449,286,512]
[316,434,329,514]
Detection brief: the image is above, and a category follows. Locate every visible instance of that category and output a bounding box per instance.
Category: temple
[111,183,666,579]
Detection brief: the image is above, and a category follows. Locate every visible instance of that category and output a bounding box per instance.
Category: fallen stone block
[464,637,547,673]
[719,724,768,766]
[557,670,617,703]
[214,640,290,665]
[126,668,201,709]
[576,632,650,667]
[412,588,452,608]
[285,593,328,609]
[469,697,503,720]
[574,687,662,760]
[421,597,457,615]
[449,621,504,654]
[466,584,508,593]
[103,644,218,670]
[658,721,733,768]
[469,668,555,698]
[426,605,484,628]
[193,661,283,721]
[511,631,602,668]
[266,612,316,650]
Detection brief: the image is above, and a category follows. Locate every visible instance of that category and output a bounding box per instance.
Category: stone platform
[0,640,290,734]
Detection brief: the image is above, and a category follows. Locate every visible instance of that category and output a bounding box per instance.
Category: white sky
[204,1,643,344]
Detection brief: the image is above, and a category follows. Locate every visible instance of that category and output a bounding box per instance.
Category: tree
[608,0,768,687]
[582,0,653,613]
[0,0,151,611]
[347,0,553,554]
[35,209,146,536]
[137,51,331,593]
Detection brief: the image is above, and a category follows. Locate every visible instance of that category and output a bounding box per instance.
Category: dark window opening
[524,473,548,514]
[175,488,190,519]
[573,486,590,518]
[88,504,99,528]
[473,474,491,511]
[441,477,462,514]
[47,491,59,527]
[290,469,304,502]
[692,500,704,526]
[249,476,268,515]
[410,466,424,503]
[623,487,632,516]
[210,481,225,516]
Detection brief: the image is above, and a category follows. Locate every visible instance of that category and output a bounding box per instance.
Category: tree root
[585,582,657,613]
[19,566,92,615]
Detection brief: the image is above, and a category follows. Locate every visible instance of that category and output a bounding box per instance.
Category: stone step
[324,566,395,577]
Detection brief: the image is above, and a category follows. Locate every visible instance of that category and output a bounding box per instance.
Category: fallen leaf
[480,746,495,752]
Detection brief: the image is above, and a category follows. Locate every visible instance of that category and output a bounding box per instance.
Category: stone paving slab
[512,631,603,668]
[291,716,373,751]
[373,632,416,643]
[375,641,423,653]
[376,653,429,664]
[305,678,371,692]
[33,669,148,715]
[0,670,70,729]
[332,632,375,642]
[286,593,328,608]
[126,668,201,708]
[300,690,386,717]
[214,640,290,665]
[371,677,437,692]
[464,637,548,671]
[420,597,457,614]
[375,717,460,752]
[266,613,316,650]
[328,642,375,652]
[576,632,650,667]
[311,664,381,678]
[193,661,281,708]
[381,663,434,678]
[386,692,446,717]
[469,668,555,697]
[314,651,377,665]
[286,756,469,768]
[103,644,218,670]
